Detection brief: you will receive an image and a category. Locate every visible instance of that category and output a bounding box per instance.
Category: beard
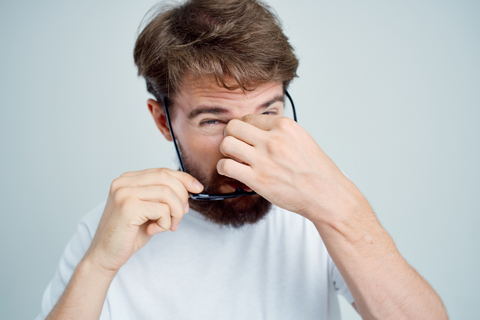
[180,147,271,228]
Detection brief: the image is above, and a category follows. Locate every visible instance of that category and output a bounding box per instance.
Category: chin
[189,194,272,228]
[178,147,270,227]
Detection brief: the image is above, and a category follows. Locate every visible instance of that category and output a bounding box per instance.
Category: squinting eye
[263,111,278,116]
[200,119,220,126]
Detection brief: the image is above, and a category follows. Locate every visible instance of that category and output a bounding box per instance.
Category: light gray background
[0,0,478,319]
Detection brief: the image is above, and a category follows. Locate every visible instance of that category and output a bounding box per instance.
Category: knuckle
[179,189,189,204]
[113,186,125,199]
[155,169,170,181]
[159,185,175,198]
[119,196,136,212]
[156,203,170,218]
[216,159,226,174]
[217,159,233,175]
[242,114,255,123]
[276,117,294,130]
[113,187,129,204]
[266,136,289,156]
[256,171,269,186]
[170,207,184,218]
[267,136,283,152]
[119,171,133,177]
[225,119,238,135]
[220,136,235,153]
[159,216,171,230]
[110,178,123,193]
[156,227,168,234]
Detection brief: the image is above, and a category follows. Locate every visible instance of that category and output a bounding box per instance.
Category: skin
[46,78,448,320]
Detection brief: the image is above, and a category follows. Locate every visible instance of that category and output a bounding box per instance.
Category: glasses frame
[163,90,297,201]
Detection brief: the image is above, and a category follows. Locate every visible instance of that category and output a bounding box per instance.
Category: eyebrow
[187,94,285,119]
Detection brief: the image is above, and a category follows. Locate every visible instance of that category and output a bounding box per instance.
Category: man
[37,0,448,319]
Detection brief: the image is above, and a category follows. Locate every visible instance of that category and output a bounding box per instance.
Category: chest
[102,214,335,320]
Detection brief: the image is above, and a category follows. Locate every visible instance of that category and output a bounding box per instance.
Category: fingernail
[193,180,203,191]
[184,202,189,213]
[171,225,177,232]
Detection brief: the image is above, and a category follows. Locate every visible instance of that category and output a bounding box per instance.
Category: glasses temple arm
[163,97,186,172]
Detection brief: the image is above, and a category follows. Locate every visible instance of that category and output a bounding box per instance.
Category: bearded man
[36,0,448,319]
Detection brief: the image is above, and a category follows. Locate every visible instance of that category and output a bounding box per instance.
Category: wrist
[311,198,397,264]
[47,251,116,319]
[79,252,118,283]
[303,177,371,227]
[311,199,380,238]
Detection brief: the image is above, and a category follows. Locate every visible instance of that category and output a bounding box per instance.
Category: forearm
[311,198,447,319]
[46,256,116,320]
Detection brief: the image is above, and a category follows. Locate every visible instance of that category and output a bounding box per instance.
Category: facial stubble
[179,143,271,228]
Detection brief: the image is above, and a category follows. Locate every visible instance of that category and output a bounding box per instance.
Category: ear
[148,99,173,141]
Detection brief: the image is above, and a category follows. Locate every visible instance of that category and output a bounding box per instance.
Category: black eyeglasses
[163,91,297,201]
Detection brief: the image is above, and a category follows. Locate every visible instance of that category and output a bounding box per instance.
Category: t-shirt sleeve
[328,254,354,304]
[35,202,105,320]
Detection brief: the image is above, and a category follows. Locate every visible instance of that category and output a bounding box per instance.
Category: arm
[308,177,447,319]
[217,115,448,319]
[44,168,203,320]
[45,258,115,320]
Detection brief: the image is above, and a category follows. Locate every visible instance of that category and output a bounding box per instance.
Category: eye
[200,119,221,126]
[263,110,278,116]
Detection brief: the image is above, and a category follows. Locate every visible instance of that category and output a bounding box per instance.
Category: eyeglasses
[163,91,297,201]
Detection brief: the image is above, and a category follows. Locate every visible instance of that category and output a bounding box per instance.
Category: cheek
[179,129,225,171]
[192,135,223,159]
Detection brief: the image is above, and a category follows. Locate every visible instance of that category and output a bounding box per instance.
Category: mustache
[202,172,248,193]
[176,142,249,193]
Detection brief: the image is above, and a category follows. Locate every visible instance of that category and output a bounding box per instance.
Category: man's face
[151,77,286,227]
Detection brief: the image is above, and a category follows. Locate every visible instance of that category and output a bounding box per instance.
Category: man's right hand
[46,168,203,320]
[84,168,204,274]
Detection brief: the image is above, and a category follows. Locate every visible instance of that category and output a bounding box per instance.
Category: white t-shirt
[36,202,353,320]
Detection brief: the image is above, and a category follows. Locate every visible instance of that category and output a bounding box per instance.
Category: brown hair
[133,0,298,106]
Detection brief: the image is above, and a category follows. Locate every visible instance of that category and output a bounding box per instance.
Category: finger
[119,168,204,195]
[161,169,204,194]
[238,115,298,141]
[220,136,257,165]
[142,185,184,231]
[224,118,267,146]
[141,202,171,235]
[119,168,157,178]
[240,114,279,131]
[123,185,185,231]
[163,172,190,213]
[217,158,255,187]
[127,201,171,236]
[146,220,168,235]
[121,170,190,211]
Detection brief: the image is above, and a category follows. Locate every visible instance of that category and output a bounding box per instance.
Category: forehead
[173,76,283,112]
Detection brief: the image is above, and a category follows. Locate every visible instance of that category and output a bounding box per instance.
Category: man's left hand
[217,114,364,222]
